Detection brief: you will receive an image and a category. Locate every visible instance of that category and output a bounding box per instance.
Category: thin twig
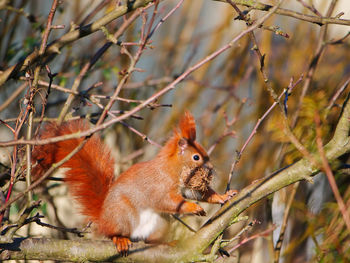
[220,219,261,248]
[33,215,88,237]
[314,111,350,233]
[1,201,41,241]
[296,0,322,17]
[227,225,276,254]
[273,182,299,262]
[26,0,59,205]
[326,75,350,112]
[0,83,27,113]
[226,74,303,190]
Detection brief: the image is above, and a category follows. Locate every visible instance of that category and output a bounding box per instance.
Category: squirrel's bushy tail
[32,120,115,222]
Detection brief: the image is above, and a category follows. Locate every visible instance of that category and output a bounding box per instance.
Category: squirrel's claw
[196,207,207,216]
[219,189,238,204]
[113,236,132,256]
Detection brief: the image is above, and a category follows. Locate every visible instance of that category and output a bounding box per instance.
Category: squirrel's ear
[178,138,188,155]
[179,111,196,142]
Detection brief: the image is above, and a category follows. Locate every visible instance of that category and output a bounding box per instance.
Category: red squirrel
[31,112,236,254]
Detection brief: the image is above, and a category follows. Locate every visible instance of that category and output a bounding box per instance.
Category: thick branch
[0,238,210,262]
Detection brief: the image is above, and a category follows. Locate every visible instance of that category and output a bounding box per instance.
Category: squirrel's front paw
[226,189,238,199]
[181,201,206,216]
[219,189,238,204]
[194,205,206,216]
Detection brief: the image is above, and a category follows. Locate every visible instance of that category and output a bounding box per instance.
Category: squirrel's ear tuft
[179,111,196,142]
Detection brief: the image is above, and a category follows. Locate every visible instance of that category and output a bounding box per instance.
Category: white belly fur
[131,209,163,240]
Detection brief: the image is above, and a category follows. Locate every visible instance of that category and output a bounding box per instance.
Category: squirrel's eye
[192,154,200,161]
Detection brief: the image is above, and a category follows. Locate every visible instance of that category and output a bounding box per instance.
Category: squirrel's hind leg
[112,236,132,256]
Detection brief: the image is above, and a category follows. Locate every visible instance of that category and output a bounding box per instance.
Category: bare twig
[147,0,184,40]
[227,225,276,254]
[226,74,303,190]
[1,201,41,241]
[0,91,32,223]
[219,219,260,248]
[273,182,299,262]
[33,215,88,237]
[326,75,350,112]
[79,0,110,26]
[0,83,27,113]
[296,0,322,17]
[326,31,350,45]
[26,0,59,204]
[314,112,350,233]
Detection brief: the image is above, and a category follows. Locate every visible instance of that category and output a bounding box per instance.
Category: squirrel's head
[161,111,213,191]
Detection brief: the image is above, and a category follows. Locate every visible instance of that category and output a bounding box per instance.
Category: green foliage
[23,36,38,53]
[316,188,350,262]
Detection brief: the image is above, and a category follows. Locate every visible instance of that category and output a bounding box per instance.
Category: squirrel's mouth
[180,165,213,192]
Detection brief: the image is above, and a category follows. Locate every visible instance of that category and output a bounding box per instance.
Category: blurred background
[0,0,350,262]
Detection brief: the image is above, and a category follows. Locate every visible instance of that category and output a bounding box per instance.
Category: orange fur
[179,110,196,141]
[31,113,235,255]
[32,120,114,222]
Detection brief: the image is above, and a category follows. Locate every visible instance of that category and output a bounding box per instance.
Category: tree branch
[0,238,211,262]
